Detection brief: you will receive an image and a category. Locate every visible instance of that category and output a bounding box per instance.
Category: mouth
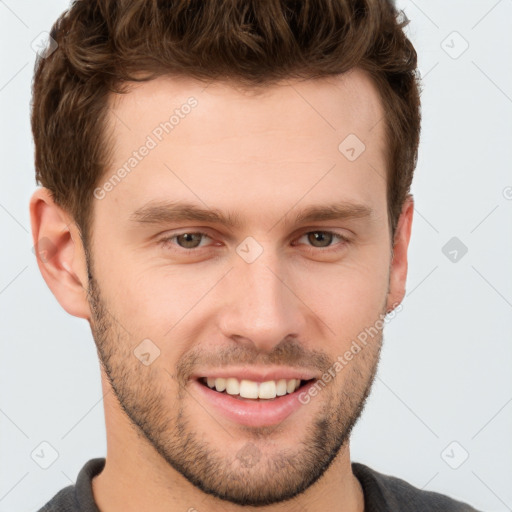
[197,376,316,401]
[192,375,318,426]
[190,367,321,426]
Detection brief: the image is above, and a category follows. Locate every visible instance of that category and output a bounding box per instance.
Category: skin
[30,68,413,512]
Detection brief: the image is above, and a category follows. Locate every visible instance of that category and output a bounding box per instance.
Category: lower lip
[192,379,317,427]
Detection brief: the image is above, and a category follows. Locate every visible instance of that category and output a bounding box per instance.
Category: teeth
[215,377,226,392]
[286,379,296,393]
[276,379,287,396]
[258,380,276,399]
[240,380,259,399]
[226,378,240,395]
[205,377,304,399]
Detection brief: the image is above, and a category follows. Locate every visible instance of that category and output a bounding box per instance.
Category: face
[85,69,402,506]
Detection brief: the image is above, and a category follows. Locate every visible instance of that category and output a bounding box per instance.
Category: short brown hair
[31,0,420,249]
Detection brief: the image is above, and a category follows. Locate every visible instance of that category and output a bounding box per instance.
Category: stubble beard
[86,267,383,506]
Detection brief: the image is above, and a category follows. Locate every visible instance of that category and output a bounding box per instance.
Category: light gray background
[1,1,511,511]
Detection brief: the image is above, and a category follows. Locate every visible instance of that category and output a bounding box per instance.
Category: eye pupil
[308,231,332,247]
[177,233,202,248]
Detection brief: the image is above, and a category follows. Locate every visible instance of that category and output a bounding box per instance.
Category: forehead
[98,69,388,231]
[106,68,386,157]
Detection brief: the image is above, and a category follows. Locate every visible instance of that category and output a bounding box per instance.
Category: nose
[217,247,306,353]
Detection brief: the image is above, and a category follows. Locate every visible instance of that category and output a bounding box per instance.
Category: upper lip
[192,366,318,383]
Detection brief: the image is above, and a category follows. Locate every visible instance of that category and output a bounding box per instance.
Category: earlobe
[29,188,92,320]
[386,195,414,313]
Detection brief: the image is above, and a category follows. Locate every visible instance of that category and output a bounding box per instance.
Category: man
[30,0,479,510]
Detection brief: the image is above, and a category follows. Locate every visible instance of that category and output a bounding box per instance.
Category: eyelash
[157,230,350,255]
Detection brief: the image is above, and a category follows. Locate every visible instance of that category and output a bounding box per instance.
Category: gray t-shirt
[37,458,481,511]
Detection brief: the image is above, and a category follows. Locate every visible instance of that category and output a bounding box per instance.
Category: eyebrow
[129,200,373,230]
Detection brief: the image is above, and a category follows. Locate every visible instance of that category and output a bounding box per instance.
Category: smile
[193,374,319,427]
[199,376,315,400]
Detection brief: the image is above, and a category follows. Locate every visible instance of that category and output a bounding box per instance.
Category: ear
[29,187,92,320]
[386,194,414,313]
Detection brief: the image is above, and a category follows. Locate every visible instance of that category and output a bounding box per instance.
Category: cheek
[97,262,219,350]
[294,257,390,339]
[299,249,389,301]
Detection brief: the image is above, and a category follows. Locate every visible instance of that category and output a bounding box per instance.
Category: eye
[293,230,350,251]
[159,231,213,250]
[157,229,350,255]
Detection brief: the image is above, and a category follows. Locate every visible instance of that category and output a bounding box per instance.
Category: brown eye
[293,230,350,255]
[306,231,334,248]
[159,231,212,251]
[175,233,204,249]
